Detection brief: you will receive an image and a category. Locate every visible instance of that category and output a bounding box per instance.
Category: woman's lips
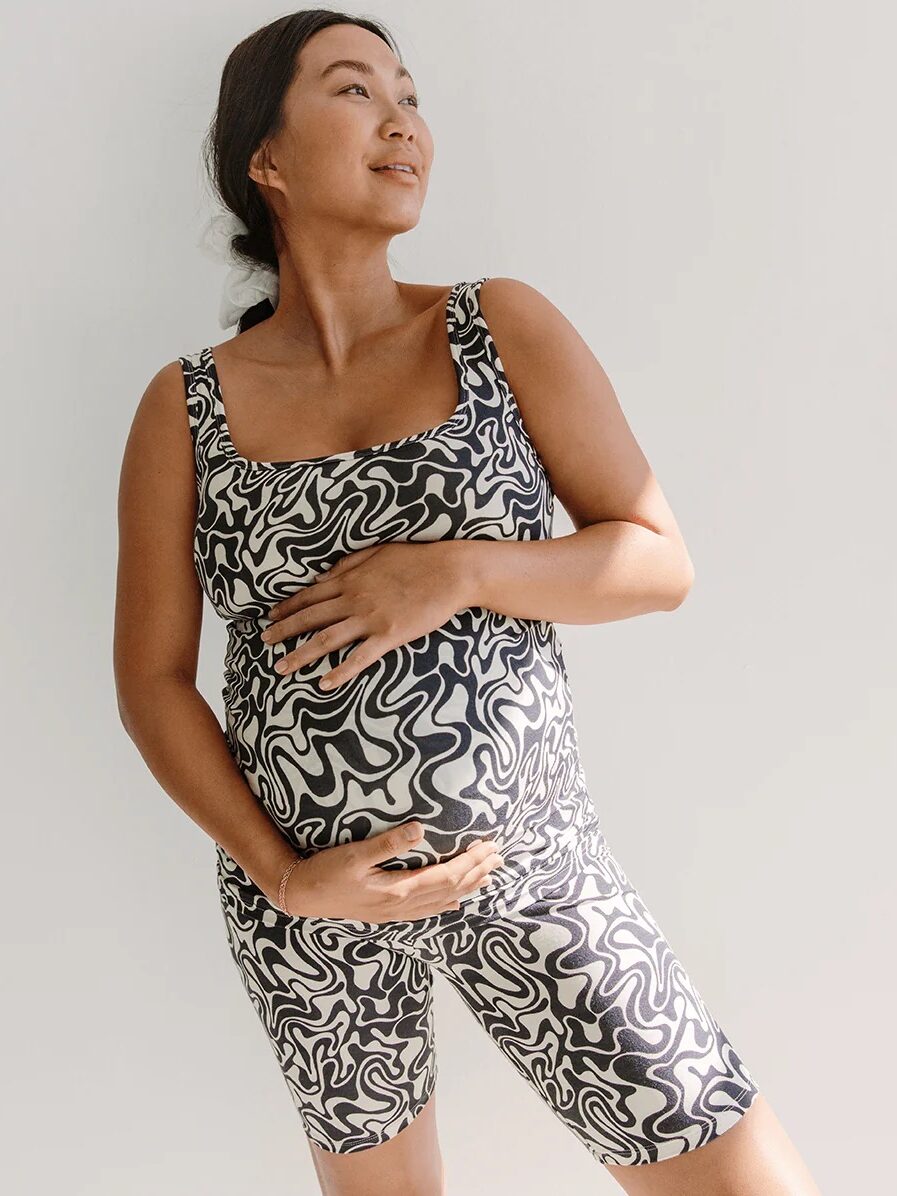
[371,167,419,183]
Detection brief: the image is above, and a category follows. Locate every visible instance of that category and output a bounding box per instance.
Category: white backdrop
[2,3,894,1193]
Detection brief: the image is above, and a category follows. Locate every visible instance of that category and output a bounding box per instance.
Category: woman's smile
[370,164,419,183]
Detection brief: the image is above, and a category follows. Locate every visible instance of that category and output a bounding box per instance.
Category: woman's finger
[317,634,396,690]
[268,547,381,620]
[267,572,343,621]
[419,854,505,917]
[273,618,368,676]
[455,854,504,899]
[407,840,498,896]
[322,545,381,577]
[396,840,502,902]
[262,595,347,646]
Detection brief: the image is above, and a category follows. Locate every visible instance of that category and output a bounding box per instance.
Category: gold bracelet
[277,856,301,914]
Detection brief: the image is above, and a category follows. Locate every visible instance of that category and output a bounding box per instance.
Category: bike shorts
[215,823,759,1167]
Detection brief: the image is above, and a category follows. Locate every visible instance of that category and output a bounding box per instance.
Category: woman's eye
[339,84,419,108]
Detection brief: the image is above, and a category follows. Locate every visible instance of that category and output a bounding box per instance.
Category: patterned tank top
[178,277,602,918]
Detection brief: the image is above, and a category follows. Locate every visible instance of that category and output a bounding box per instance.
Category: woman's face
[251,23,433,242]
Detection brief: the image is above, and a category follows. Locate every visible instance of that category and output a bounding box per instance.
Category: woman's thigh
[218,895,440,1156]
[424,838,760,1169]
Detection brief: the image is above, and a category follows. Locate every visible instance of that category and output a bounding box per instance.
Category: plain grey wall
[3,3,894,1193]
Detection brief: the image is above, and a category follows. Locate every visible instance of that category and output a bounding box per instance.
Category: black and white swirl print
[179,277,760,1162]
[179,277,603,915]
[217,825,759,1161]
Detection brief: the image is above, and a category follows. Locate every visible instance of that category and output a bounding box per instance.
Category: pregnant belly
[222,614,589,871]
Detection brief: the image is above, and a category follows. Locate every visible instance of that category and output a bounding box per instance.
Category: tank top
[178,277,603,918]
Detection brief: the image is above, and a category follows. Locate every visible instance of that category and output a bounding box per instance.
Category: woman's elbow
[663,556,695,610]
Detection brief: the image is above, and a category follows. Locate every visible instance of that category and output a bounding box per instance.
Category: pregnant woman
[114,11,820,1196]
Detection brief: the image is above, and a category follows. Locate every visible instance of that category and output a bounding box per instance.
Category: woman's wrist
[257,840,302,909]
[436,539,485,611]
[277,856,303,913]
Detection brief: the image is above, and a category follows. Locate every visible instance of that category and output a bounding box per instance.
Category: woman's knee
[305,1088,445,1196]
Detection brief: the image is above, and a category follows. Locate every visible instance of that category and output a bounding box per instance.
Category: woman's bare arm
[113,360,298,903]
[441,276,695,624]
[253,277,697,694]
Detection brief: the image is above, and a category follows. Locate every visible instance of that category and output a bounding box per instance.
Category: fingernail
[403,822,421,839]
[274,660,289,673]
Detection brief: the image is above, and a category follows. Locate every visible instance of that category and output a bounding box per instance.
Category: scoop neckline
[202,278,473,471]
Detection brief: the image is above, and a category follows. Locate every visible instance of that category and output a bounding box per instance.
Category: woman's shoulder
[478,275,557,326]
[125,355,206,458]
[137,357,193,412]
[477,276,594,365]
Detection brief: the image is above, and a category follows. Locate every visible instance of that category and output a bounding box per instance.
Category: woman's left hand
[261,542,468,689]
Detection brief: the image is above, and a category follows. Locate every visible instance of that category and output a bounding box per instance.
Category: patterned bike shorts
[216,823,760,1167]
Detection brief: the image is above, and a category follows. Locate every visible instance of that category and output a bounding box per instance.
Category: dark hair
[201,9,401,334]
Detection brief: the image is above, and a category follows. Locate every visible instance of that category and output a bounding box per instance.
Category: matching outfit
[177,277,758,1165]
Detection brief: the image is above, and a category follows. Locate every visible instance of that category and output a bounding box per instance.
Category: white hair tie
[197,210,280,330]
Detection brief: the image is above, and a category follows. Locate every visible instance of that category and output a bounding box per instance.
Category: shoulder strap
[177,349,224,487]
[459,276,551,483]
[451,276,514,403]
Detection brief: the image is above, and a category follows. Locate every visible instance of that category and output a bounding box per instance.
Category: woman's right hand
[282,822,504,922]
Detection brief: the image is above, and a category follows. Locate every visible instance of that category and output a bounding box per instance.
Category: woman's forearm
[118,676,298,903]
[444,521,694,625]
